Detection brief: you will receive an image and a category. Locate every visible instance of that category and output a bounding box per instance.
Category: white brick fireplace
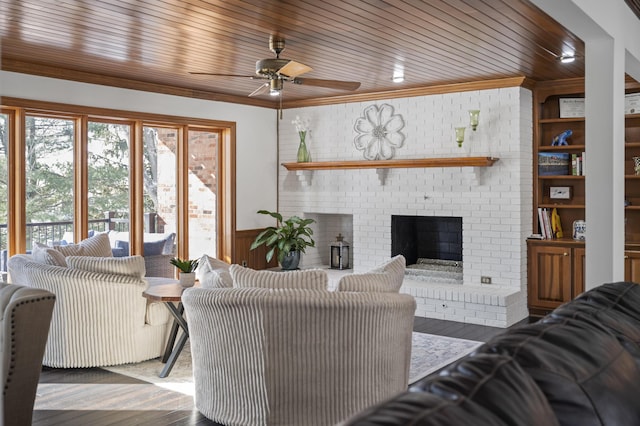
[277,86,533,327]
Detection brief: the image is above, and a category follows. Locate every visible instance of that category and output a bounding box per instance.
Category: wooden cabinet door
[573,247,586,297]
[528,245,573,310]
[625,251,640,283]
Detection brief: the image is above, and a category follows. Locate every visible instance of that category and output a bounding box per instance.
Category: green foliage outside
[0,115,161,243]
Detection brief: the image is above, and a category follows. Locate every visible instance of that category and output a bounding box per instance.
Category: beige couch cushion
[337,255,406,293]
[229,264,328,290]
[32,243,67,267]
[66,255,146,279]
[336,272,398,293]
[54,233,113,258]
[196,255,232,289]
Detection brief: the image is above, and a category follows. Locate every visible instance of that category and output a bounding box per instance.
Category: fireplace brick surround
[277,86,532,327]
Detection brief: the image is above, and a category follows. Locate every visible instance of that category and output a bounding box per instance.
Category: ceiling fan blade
[248,82,270,97]
[292,77,361,91]
[189,72,256,78]
[277,60,313,78]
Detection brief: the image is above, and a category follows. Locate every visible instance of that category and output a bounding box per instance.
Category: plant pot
[280,250,301,271]
[179,272,196,287]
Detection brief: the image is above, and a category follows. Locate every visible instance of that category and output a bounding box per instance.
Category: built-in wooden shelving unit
[282,156,499,171]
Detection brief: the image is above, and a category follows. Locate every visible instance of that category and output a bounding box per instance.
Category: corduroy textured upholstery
[7,254,171,368]
[182,287,416,426]
[342,281,640,426]
[0,283,55,426]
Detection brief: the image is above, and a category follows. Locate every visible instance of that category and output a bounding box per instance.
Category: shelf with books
[538,145,585,152]
[539,204,585,209]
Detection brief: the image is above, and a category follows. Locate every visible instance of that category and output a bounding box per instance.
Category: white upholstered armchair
[182,286,416,426]
[7,254,171,368]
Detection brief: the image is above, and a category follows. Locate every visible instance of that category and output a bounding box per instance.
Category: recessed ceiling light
[559,55,575,63]
[392,65,404,83]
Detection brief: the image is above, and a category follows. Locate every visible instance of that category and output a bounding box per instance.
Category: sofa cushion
[109,231,176,255]
[477,316,640,426]
[229,264,328,290]
[352,354,558,426]
[336,272,397,293]
[66,255,146,279]
[196,255,232,289]
[114,239,166,256]
[337,255,406,293]
[32,243,67,267]
[54,233,113,258]
[370,255,406,292]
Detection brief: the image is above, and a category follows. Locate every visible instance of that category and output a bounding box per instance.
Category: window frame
[1,97,236,263]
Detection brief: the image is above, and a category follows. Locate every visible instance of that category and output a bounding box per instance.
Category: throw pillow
[196,254,233,288]
[336,272,397,293]
[336,255,407,293]
[370,254,406,292]
[66,255,146,279]
[114,240,130,255]
[32,243,67,267]
[55,233,113,258]
[229,264,328,290]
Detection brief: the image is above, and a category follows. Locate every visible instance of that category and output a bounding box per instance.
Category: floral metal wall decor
[353,104,405,160]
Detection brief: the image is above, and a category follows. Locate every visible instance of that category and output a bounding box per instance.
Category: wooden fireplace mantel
[281,157,499,171]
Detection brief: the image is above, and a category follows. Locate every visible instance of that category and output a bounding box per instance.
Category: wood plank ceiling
[0,0,589,109]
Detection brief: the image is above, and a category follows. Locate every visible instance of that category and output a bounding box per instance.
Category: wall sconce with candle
[469,109,480,131]
[455,127,466,148]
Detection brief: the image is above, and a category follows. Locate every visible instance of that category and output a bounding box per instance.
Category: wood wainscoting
[233,229,278,270]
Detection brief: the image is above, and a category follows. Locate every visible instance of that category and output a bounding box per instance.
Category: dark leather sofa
[342,281,640,426]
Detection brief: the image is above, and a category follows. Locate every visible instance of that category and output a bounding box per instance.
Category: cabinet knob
[563,252,569,256]
[625,255,629,259]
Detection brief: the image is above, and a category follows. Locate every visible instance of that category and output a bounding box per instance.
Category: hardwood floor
[31,316,534,426]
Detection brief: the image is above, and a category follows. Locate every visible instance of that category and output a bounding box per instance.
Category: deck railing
[0,212,159,252]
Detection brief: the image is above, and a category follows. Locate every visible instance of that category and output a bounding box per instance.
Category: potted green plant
[250,210,316,270]
[170,257,199,287]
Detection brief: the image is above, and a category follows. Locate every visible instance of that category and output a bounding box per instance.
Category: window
[1,100,235,274]
[24,115,75,249]
[88,120,132,250]
[0,112,8,279]
[187,128,219,258]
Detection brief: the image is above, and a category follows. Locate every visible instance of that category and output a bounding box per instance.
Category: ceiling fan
[190,35,361,99]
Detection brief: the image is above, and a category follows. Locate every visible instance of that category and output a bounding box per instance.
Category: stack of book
[571,152,586,176]
[537,207,563,239]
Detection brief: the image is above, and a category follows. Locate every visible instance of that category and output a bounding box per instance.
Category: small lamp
[455,127,466,148]
[330,234,350,270]
[469,110,480,131]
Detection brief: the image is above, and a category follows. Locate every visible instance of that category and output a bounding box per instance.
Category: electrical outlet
[481,276,492,284]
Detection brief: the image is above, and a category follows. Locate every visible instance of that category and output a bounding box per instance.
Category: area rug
[104,332,481,396]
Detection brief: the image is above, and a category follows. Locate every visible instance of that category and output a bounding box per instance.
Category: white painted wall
[0,71,278,230]
[278,87,533,290]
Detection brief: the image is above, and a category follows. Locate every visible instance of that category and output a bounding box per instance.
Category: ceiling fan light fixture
[269,79,283,96]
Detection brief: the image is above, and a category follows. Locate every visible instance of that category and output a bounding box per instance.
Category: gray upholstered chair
[183,285,416,426]
[0,283,56,426]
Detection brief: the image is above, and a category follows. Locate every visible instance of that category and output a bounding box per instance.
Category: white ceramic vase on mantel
[179,272,196,288]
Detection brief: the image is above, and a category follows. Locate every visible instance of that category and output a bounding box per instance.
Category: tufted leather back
[0,283,55,426]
